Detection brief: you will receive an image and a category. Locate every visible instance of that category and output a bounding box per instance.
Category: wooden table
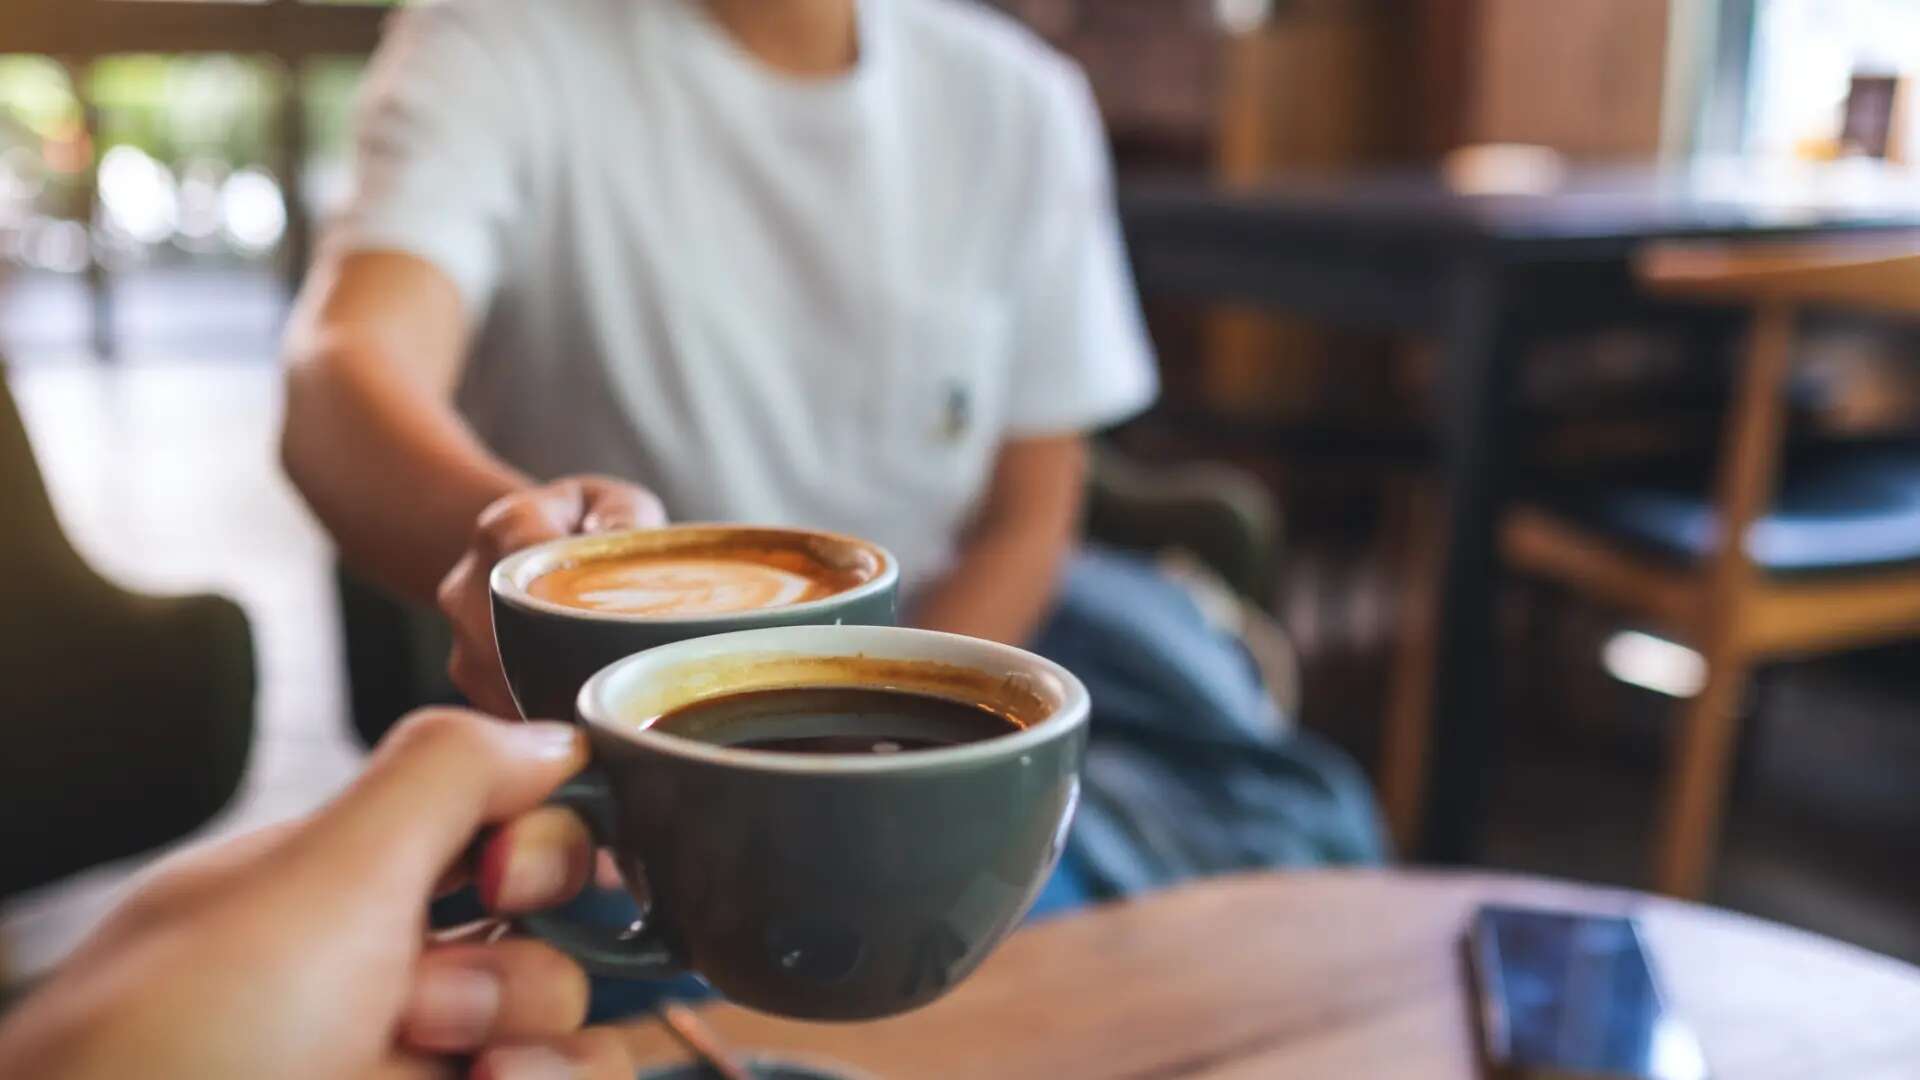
[1120,159,1920,864]
[617,871,1920,1078]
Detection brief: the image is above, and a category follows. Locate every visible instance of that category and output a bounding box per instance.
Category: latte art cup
[489,525,899,720]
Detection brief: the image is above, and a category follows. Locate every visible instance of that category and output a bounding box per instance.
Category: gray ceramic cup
[522,624,1090,1020]
[488,525,899,721]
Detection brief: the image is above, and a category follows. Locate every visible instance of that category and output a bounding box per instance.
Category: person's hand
[0,709,638,1080]
[439,476,666,717]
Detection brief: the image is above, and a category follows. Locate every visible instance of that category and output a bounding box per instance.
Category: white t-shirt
[336,0,1157,592]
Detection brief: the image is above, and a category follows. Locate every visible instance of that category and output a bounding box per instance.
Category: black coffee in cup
[648,686,1024,755]
[524,625,1089,1020]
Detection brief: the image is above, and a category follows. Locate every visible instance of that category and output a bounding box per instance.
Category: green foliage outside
[0,51,369,232]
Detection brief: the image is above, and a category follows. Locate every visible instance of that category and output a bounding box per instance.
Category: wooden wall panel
[1466,0,1672,159]
[1205,10,1414,419]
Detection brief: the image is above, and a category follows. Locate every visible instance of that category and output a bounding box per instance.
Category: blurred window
[90,55,282,263]
[0,57,86,237]
[301,56,365,221]
[1,0,394,271]
[1745,0,1920,160]
[0,0,395,360]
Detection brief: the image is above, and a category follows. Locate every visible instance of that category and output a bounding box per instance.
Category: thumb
[300,709,589,900]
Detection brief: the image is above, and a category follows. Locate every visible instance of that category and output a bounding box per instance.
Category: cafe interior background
[4,0,1920,1006]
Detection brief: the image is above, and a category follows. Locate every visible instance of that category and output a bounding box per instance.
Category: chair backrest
[0,362,257,899]
[1632,234,1920,590]
[1637,234,1920,317]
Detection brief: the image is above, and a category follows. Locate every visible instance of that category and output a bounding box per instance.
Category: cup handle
[514,771,684,980]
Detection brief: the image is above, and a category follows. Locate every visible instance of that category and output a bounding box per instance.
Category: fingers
[475,806,596,914]
[438,550,520,718]
[437,478,666,717]
[468,477,664,565]
[593,850,625,891]
[473,485,580,562]
[446,635,520,719]
[364,1055,461,1080]
[437,483,575,715]
[471,1028,638,1080]
[575,476,668,534]
[401,940,590,1054]
[303,709,588,900]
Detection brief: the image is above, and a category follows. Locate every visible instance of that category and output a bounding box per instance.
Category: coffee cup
[520,624,1090,1020]
[489,524,898,720]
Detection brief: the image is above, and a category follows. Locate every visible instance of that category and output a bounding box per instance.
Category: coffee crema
[646,686,1025,755]
[528,546,866,617]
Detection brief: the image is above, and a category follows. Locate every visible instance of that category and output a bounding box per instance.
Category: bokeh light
[220,167,286,254]
[98,143,179,246]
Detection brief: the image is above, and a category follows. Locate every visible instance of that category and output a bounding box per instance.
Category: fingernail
[503,722,584,762]
[481,1045,578,1080]
[404,963,500,1051]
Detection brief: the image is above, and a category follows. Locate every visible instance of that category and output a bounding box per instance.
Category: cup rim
[575,625,1090,774]
[489,523,899,625]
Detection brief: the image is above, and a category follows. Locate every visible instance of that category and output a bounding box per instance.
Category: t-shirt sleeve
[1001,61,1159,437]
[328,3,526,318]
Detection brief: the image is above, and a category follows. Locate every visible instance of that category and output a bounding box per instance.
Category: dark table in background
[1119,158,1920,864]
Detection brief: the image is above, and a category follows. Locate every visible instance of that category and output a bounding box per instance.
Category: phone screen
[1468,905,1709,1080]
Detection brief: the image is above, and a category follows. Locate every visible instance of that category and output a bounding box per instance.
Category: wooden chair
[1384,236,1920,898]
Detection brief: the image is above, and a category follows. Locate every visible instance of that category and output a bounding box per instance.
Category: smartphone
[1467,905,1709,1080]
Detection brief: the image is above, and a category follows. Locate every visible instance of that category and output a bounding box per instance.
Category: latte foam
[528,554,840,616]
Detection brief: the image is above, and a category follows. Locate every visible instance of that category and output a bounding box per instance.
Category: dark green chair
[1084,445,1280,604]
[0,365,255,901]
[336,446,1285,748]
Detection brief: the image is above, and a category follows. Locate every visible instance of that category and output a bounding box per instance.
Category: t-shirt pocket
[871,292,1013,500]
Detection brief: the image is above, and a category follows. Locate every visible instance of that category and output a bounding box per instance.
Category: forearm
[906,520,1074,646]
[907,435,1089,646]
[283,337,528,603]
